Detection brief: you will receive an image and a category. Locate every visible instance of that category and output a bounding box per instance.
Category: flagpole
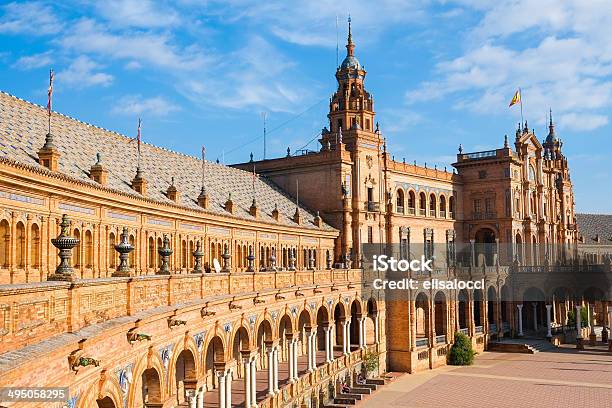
[519,87,524,125]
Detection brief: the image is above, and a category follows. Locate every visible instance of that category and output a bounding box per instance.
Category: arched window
[429,194,437,217]
[0,220,9,268]
[148,236,155,268]
[419,192,426,216]
[449,196,455,218]
[157,237,163,268]
[440,195,447,217]
[84,230,93,268]
[396,189,405,214]
[408,191,416,214]
[15,222,25,269]
[189,240,195,269]
[30,224,40,269]
[73,228,81,268]
[108,232,116,269]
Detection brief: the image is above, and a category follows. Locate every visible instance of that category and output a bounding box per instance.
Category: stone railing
[0,268,362,354]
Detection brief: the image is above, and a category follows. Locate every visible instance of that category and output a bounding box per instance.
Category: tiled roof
[576,213,612,244]
[0,91,334,231]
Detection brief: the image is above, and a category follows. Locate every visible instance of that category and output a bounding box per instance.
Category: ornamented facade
[0,20,609,408]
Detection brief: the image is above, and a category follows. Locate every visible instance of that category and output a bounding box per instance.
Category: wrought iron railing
[475,325,484,334]
[416,338,429,348]
[458,328,469,335]
[435,334,446,344]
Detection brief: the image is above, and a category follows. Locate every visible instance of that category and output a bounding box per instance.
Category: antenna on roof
[262,111,267,160]
[201,146,206,187]
[336,15,339,68]
[296,178,299,208]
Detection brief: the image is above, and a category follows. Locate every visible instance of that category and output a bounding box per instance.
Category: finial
[346,15,355,57]
[458,144,463,154]
[216,158,219,164]
[171,176,175,186]
[249,152,253,162]
[549,108,553,127]
[95,152,101,165]
[286,147,291,157]
[375,122,380,133]
[504,134,508,148]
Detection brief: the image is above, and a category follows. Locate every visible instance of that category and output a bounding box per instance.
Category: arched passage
[140,367,162,407]
[204,335,225,392]
[522,287,546,335]
[434,291,447,343]
[333,303,347,348]
[96,397,116,408]
[349,300,362,349]
[174,349,197,405]
[487,286,498,334]
[415,292,429,347]
[474,228,496,266]
[458,289,469,332]
[366,298,378,345]
[316,307,329,353]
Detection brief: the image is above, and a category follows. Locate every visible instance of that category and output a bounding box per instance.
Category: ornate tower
[321,17,378,151]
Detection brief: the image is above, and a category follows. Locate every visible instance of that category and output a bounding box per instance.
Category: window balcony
[397,206,404,214]
[440,210,446,218]
[429,210,436,217]
[419,208,426,216]
[365,201,380,212]
[407,207,415,215]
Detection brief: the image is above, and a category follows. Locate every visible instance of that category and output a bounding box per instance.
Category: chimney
[89,153,108,185]
[167,177,179,203]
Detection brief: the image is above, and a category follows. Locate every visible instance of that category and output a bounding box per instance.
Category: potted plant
[362,351,379,378]
[449,332,475,365]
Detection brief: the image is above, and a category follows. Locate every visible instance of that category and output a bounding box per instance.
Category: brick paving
[361,344,612,408]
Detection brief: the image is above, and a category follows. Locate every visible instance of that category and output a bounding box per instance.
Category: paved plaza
[362,345,612,408]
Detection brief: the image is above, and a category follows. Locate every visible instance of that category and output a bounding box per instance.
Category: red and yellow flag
[509,89,521,107]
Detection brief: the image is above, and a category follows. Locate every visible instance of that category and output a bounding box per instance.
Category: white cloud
[56,56,113,88]
[13,50,53,69]
[406,1,612,132]
[178,36,310,112]
[0,1,62,35]
[59,19,208,71]
[112,95,180,117]
[94,0,180,28]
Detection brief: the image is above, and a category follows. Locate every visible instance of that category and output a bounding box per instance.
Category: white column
[225,370,232,408]
[267,347,274,397]
[517,304,524,336]
[342,320,350,355]
[576,305,583,339]
[244,358,251,408]
[374,315,380,344]
[288,338,295,382]
[306,330,315,371]
[293,338,299,379]
[587,304,592,329]
[189,394,197,408]
[250,357,257,408]
[324,326,332,362]
[218,371,226,408]
[273,347,279,393]
[546,304,552,338]
[197,388,204,408]
[358,317,364,348]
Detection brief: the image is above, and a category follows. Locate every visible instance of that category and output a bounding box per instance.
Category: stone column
[273,347,279,393]
[293,338,299,379]
[343,320,351,355]
[358,317,364,348]
[197,388,204,408]
[532,302,538,331]
[545,304,552,338]
[217,371,227,408]
[374,315,380,344]
[225,370,232,408]
[517,304,524,336]
[243,357,251,408]
[250,357,257,408]
[288,338,295,382]
[576,305,583,337]
[267,346,274,397]
[410,301,417,350]
[189,394,197,408]
[307,330,314,371]
[324,326,332,362]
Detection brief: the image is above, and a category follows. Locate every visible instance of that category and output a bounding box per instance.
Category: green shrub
[362,351,379,374]
[449,332,475,365]
[566,308,588,327]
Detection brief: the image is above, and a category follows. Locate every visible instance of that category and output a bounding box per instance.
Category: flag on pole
[509,89,521,107]
[47,69,54,116]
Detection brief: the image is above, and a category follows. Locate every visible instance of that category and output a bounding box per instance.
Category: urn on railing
[221,244,230,273]
[288,249,296,271]
[307,249,315,270]
[49,214,80,282]
[192,240,204,273]
[113,227,134,277]
[157,234,173,275]
[326,251,332,270]
[246,246,255,272]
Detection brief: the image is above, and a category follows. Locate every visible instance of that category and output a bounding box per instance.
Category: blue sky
[0,0,610,213]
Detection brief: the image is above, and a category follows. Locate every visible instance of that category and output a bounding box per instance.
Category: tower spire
[346,15,355,57]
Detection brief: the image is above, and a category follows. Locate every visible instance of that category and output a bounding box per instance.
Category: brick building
[0,20,608,408]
